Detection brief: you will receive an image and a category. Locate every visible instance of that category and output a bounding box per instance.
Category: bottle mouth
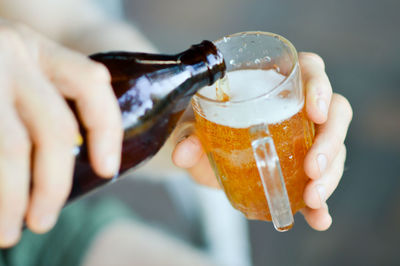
[197,40,227,85]
[195,31,299,105]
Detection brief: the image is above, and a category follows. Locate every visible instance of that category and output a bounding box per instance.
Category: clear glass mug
[192,32,315,231]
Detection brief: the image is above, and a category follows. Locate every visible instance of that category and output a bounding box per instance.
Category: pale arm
[0,0,156,53]
[0,0,182,179]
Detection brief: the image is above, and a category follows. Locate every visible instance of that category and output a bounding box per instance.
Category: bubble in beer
[273,64,280,73]
[263,56,271,62]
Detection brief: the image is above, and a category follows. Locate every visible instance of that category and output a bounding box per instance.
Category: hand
[171,52,353,231]
[0,20,122,247]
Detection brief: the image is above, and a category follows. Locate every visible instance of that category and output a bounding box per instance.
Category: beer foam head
[197,69,303,128]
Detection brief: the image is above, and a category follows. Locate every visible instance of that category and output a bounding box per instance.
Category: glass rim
[193,31,299,105]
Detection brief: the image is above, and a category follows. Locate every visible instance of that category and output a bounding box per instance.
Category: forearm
[0,0,156,54]
[63,20,157,55]
[0,0,179,178]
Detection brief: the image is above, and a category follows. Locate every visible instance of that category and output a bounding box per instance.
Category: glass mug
[192,32,315,231]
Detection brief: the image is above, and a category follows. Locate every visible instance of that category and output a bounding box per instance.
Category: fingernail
[174,122,194,144]
[316,184,326,206]
[104,154,119,176]
[177,135,189,144]
[317,98,328,116]
[317,153,327,174]
[39,214,57,230]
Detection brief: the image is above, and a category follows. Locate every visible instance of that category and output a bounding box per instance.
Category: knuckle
[306,76,326,91]
[333,139,343,154]
[88,62,111,83]
[301,52,325,69]
[61,115,79,141]
[333,94,353,121]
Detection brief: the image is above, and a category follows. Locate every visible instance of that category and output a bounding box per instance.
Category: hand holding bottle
[0,20,123,247]
[172,52,353,231]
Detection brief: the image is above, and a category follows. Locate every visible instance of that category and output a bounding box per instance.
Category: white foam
[197,69,303,128]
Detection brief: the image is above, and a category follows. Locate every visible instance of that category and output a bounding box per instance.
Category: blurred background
[90,0,400,265]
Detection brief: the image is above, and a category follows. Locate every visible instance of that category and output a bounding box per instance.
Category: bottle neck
[179,40,226,88]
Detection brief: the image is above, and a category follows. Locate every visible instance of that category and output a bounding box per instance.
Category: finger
[40,41,122,177]
[301,203,332,231]
[186,152,220,188]
[170,107,196,144]
[299,52,332,124]
[170,108,198,167]
[172,135,203,169]
[304,144,346,209]
[172,134,220,188]
[304,93,353,180]
[0,100,30,247]
[14,70,78,233]
[301,204,332,231]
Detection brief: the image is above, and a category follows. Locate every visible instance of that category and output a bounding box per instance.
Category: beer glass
[192,32,314,231]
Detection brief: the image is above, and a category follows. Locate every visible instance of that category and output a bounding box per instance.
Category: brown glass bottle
[68,41,226,202]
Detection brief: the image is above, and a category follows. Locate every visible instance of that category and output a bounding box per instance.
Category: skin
[82,220,218,266]
[172,52,353,231]
[0,0,352,250]
[0,20,123,247]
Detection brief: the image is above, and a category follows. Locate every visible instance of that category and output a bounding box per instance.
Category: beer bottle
[68,41,226,201]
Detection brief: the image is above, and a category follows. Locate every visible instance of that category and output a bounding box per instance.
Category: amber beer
[192,32,314,231]
[193,71,314,221]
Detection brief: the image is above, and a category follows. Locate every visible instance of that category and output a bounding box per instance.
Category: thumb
[171,105,204,168]
[172,131,204,169]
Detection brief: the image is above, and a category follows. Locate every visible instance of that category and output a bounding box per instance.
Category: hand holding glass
[192,32,314,231]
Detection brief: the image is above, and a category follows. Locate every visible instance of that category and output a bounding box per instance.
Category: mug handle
[251,125,294,231]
